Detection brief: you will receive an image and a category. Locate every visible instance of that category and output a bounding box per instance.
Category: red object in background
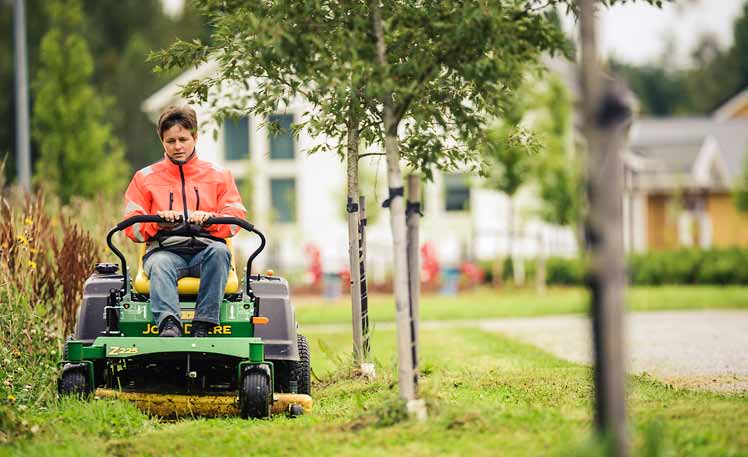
[460,261,485,285]
[304,243,322,286]
[340,268,350,285]
[420,242,440,284]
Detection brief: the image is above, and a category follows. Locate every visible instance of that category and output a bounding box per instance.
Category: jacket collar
[161,150,200,175]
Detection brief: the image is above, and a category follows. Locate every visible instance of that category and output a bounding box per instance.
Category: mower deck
[95,388,313,417]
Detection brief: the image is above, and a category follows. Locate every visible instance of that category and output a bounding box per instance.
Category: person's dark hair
[157,105,198,139]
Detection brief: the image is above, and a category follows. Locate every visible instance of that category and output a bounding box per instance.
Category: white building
[142,61,577,277]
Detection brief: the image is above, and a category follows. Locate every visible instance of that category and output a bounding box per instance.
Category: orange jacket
[123,153,246,243]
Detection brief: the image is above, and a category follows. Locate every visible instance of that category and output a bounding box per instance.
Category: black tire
[239,370,271,419]
[295,334,311,396]
[272,335,311,395]
[58,365,90,397]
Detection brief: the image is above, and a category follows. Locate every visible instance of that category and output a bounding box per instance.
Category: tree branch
[358,153,386,159]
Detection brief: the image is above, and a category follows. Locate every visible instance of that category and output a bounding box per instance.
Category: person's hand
[157,210,182,228]
[188,210,214,225]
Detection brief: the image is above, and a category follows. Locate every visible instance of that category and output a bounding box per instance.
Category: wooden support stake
[359,196,371,362]
[406,174,426,420]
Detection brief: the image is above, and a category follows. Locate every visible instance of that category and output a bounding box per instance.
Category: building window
[444,174,470,212]
[224,116,249,161]
[268,114,294,160]
[270,177,296,223]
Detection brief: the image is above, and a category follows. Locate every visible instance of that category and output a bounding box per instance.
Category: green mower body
[58,215,311,419]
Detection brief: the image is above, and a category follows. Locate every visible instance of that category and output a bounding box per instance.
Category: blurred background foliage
[610,2,748,116]
[0,0,211,186]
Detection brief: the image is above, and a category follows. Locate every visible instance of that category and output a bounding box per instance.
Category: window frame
[443,174,471,212]
[223,116,250,161]
[268,114,295,161]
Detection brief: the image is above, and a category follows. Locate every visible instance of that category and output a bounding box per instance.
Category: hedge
[477,248,748,286]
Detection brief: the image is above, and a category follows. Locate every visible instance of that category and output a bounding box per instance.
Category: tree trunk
[346,95,363,366]
[370,0,416,402]
[580,1,632,455]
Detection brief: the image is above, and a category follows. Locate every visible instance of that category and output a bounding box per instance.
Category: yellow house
[623,89,748,251]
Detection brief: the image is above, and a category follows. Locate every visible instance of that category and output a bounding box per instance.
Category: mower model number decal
[181,310,195,320]
[141,323,233,335]
[108,346,139,356]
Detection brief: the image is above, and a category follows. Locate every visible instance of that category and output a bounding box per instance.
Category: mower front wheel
[58,365,91,397]
[239,370,271,419]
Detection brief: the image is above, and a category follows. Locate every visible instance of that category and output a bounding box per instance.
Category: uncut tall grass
[0,184,136,423]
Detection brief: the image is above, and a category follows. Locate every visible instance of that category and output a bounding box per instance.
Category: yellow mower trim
[95,389,312,417]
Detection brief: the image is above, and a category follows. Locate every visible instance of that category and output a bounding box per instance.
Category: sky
[587,0,746,66]
[161,0,746,67]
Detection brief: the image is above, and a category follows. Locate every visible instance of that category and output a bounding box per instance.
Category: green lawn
[3,326,747,456]
[3,285,748,455]
[295,285,748,324]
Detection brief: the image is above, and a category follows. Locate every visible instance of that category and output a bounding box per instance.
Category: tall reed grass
[0,182,132,411]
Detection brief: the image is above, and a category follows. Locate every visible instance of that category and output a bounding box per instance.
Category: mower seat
[132,239,240,295]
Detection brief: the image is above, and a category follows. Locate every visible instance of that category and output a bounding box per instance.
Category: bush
[546,257,586,285]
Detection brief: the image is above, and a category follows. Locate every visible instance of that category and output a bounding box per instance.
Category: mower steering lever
[107,215,266,296]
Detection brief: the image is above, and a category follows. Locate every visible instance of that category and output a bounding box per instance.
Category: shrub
[546,257,586,285]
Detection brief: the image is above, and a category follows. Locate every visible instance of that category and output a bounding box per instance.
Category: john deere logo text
[142,324,232,335]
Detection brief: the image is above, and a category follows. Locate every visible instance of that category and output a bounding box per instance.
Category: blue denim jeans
[143,242,231,329]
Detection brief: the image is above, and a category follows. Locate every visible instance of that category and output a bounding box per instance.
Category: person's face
[161,124,197,163]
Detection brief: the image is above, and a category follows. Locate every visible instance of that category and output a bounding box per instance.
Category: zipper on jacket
[194,187,200,211]
[178,164,188,222]
[169,191,174,210]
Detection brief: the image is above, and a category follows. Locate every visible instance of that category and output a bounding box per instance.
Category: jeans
[143,242,231,329]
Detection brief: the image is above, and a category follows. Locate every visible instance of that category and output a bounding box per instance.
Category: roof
[140,60,220,122]
[629,117,748,183]
[713,89,748,122]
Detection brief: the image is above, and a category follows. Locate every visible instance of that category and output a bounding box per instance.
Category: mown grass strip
[295,286,748,325]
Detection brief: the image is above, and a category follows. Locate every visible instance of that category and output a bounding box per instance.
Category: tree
[0,0,212,185]
[533,76,580,229]
[32,0,127,203]
[610,59,693,116]
[481,91,537,284]
[81,0,212,169]
[154,0,569,404]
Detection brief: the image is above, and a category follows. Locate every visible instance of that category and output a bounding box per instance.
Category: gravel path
[304,310,748,393]
[479,310,748,393]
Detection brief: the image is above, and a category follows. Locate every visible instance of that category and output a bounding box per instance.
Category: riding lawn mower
[57,215,312,418]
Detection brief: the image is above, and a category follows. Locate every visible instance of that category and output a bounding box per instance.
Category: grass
[3,327,747,456]
[294,285,748,324]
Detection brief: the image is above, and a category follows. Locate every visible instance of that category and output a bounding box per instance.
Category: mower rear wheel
[239,370,271,419]
[58,365,90,397]
[295,334,311,396]
[273,334,312,395]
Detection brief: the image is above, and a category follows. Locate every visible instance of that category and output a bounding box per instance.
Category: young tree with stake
[154,0,570,412]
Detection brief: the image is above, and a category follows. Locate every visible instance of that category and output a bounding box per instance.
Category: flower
[24,217,33,226]
[16,235,29,245]
[27,260,36,270]
[6,394,15,403]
